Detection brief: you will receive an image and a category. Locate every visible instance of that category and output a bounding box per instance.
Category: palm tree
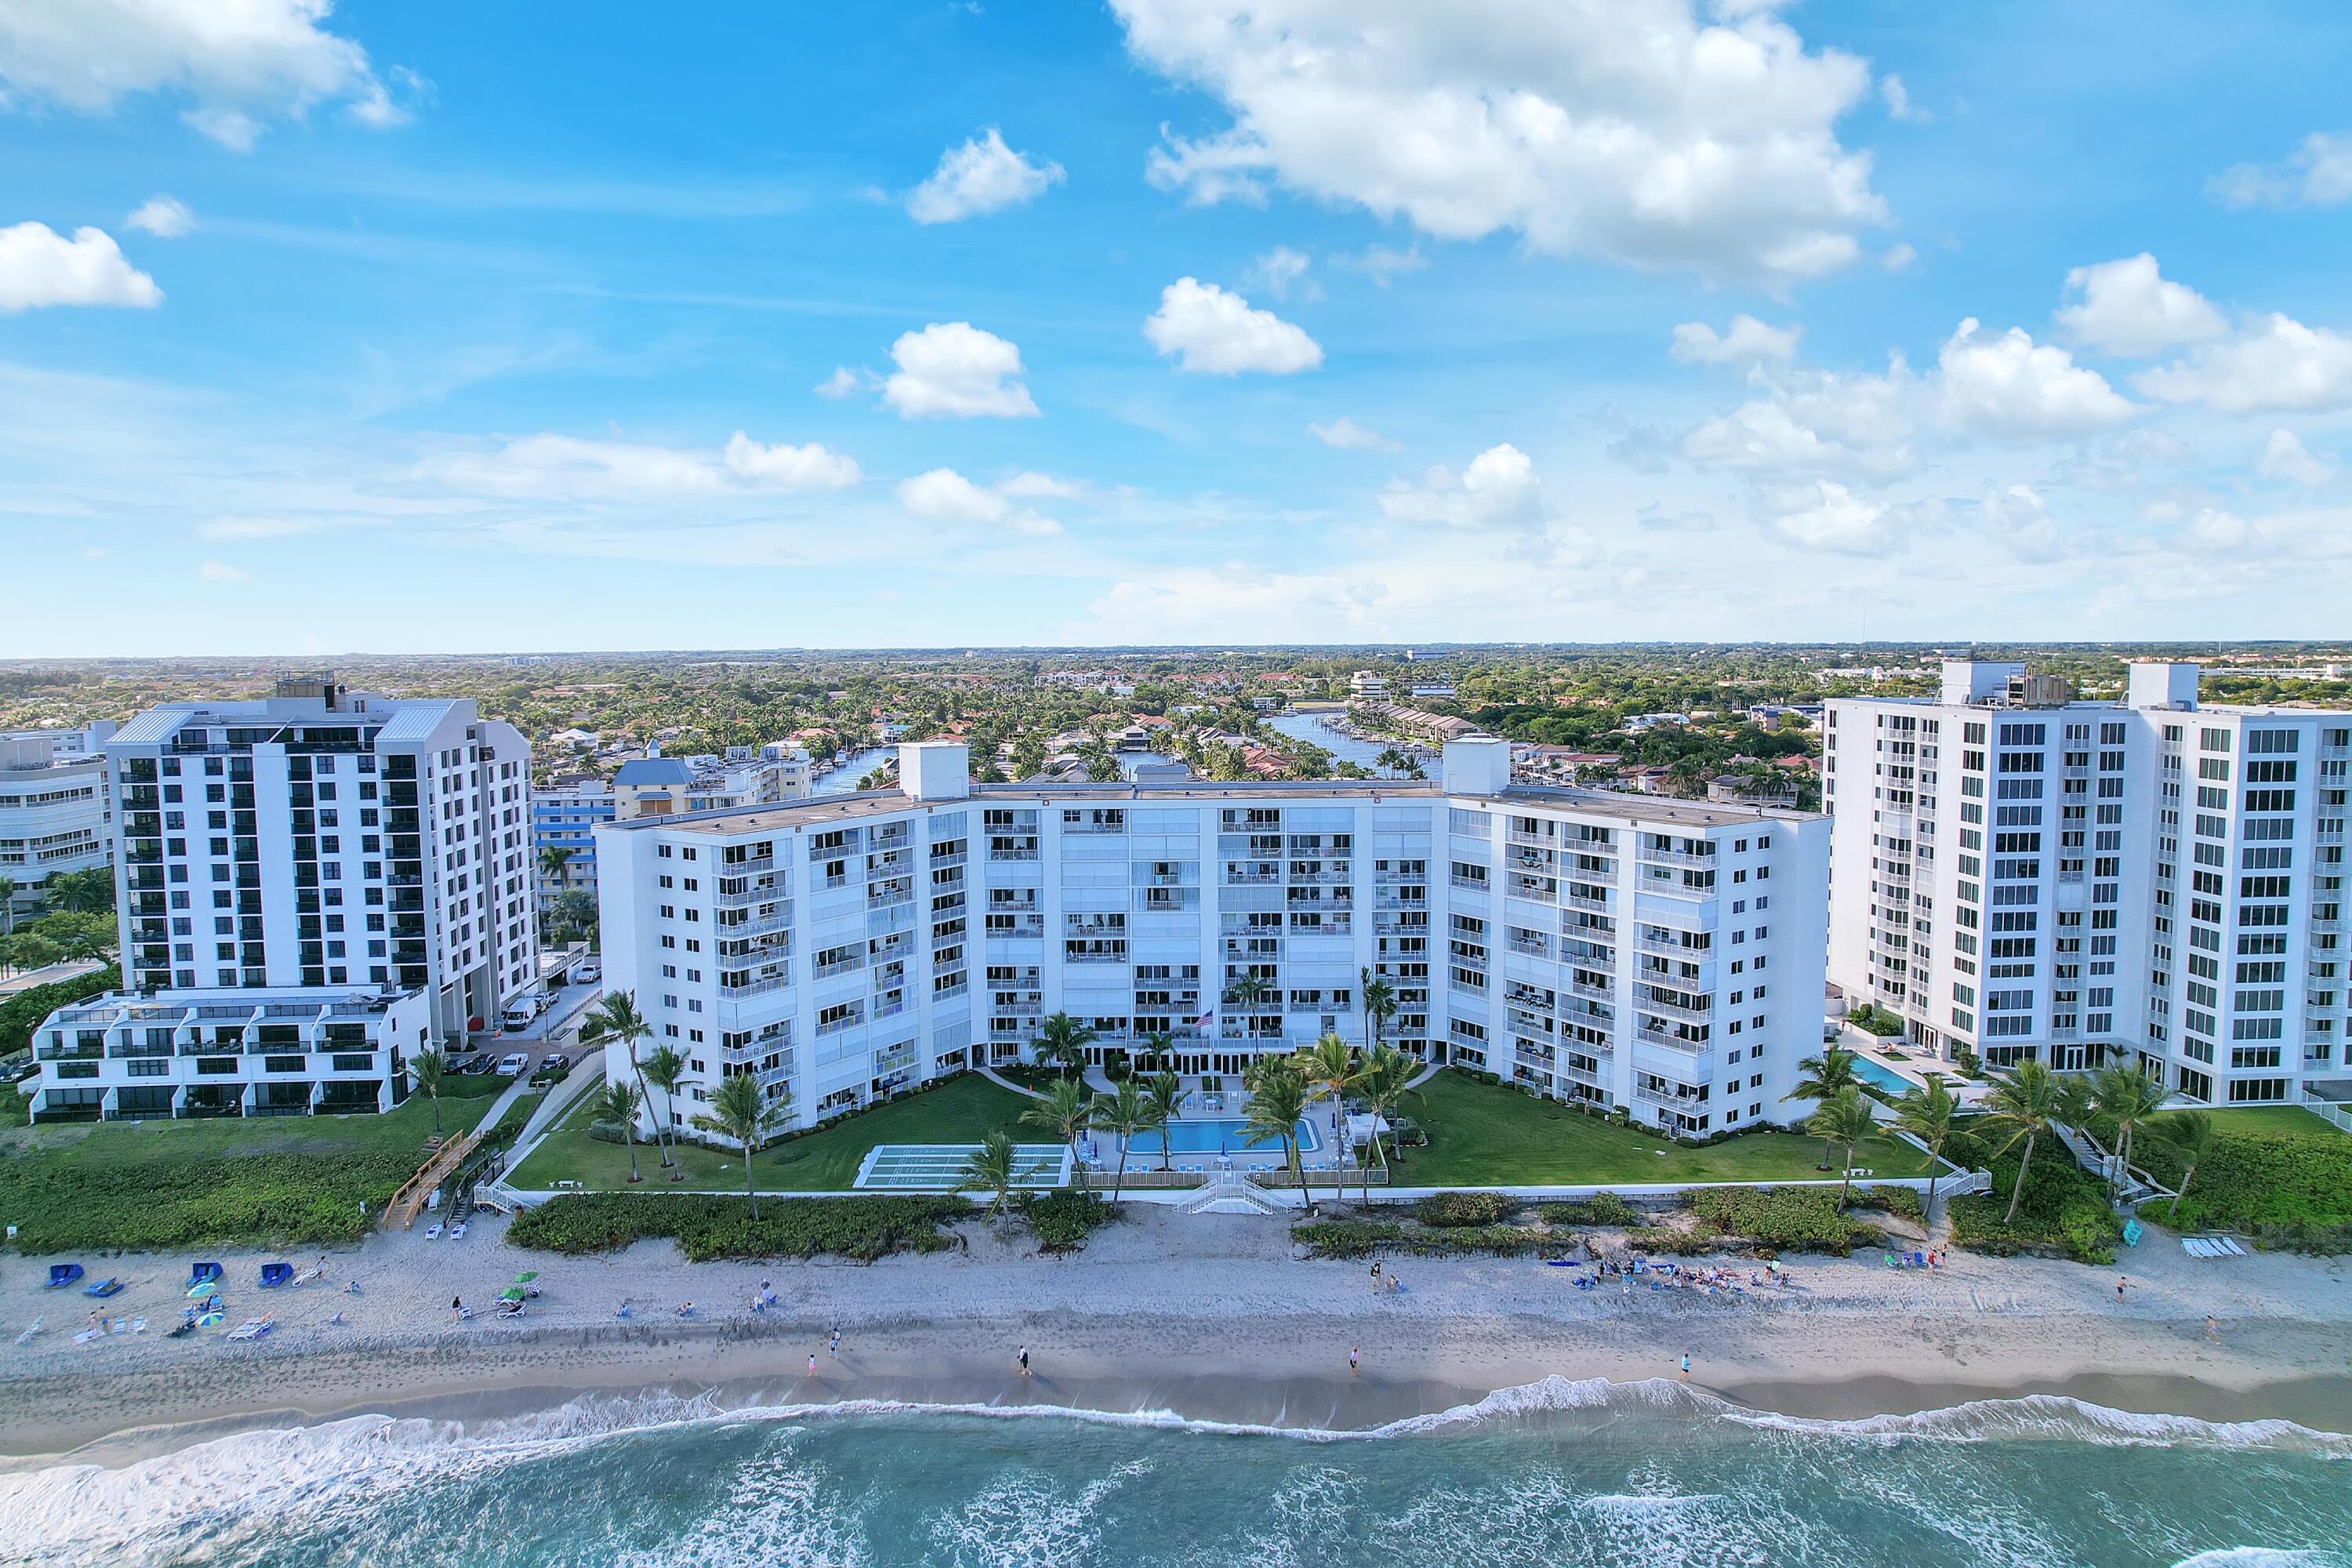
[0,876,16,938]
[1139,1029,1175,1076]
[1352,1042,1417,1204]
[1226,971,1269,1029]
[691,1071,788,1218]
[1033,1011,1097,1079]
[1359,968,1397,1054]
[48,869,113,913]
[1022,1076,1094,1159]
[1298,1032,1357,1112]
[1893,1075,1958,1221]
[2154,1109,2216,1221]
[1793,1045,1861,1167]
[1242,1054,1314,1215]
[960,1131,1019,1221]
[1807,1089,1876,1211]
[1982,1058,2070,1222]
[641,1044,688,1176]
[1142,1070,1184,1173]
[578,990,659,1171]
[411,1047,450,1134]
[536,844,575,889]
[1091,1080,1151,1201]
[2090,1064,2173,1192]
[600,1080,645,1182]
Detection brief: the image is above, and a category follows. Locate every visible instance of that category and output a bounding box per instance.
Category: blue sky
[5,0,2352,655]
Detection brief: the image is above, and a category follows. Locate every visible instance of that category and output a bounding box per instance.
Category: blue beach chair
[45,1263,83,1290]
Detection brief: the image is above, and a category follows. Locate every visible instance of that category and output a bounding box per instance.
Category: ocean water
[2,1379,2347,1568]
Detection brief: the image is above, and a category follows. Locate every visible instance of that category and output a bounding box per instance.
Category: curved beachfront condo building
[593,738,1831,1140]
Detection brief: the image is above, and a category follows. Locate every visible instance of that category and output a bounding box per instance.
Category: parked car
[540,1053,570,1070]
[501,995,544,1031]
[459,1054,495,1076]
[571,960,602,986]
[496,1051,530,1076]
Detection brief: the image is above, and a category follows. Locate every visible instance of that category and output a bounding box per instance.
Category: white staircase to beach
[2054,1124,2164,1205]
[1186,1170,1282,1216]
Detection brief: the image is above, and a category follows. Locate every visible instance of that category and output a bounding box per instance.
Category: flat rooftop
[612,778,1817,837]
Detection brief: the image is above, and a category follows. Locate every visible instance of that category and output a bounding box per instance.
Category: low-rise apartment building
[0,721,117,896]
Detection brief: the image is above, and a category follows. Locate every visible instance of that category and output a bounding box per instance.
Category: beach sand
[5,1205,2347,1465]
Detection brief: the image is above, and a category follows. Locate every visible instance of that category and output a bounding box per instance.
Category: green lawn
[2198,1105,2339,1138]
[509,1071,1039,1192]
[1396,1070,1936,1186]
[0,1089,506,1253]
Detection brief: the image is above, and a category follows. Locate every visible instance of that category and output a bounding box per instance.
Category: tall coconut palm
[49,868,113,913]
[1982,1058,2070,1222]
[1793,1045,1861,1167]
[1226,971,1269,1041]
[578,990,659,1168]
[960,1131,1019,1221]
[1359,969,1397,1054]
[1807,1089,1877,1211]
[641,1044,689,1176]
[1351,1042,1417,1204]
[1142,1069,1184,1174]
[1893,1075,1958,1221]
[536,844,575,889]
[411,1047,450,1134]
[1298,1032,1358,1112]
[1090,1080,1152,1202]
[2090,1064,2173,1192]
[2153,1109,2216,1221]
[1139,1029,1175,1076]
[1242,1054,1314,1215]
[694,1071,788,1217]
[600,1080,645,1183]
[1022,1076,1094,1160]
[1033,1011,1097,1079]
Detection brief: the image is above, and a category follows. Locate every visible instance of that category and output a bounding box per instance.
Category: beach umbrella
[513,1272,538,1284]
[498,1287,526,1303]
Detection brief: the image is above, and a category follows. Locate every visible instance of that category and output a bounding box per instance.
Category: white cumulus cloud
[0,223,161,312]
[1762,479,1890,555]
[882,321,1040,419]
[439,431,860,499]
[0,0,417,147]
[1671,314,1800,365]
[1936,318,2136,436]
[2054,254,2226,358]
[1143,278,1322,375]
[1118,0,1886,282]
[2135,313,2352,415]
[895,466,1062,535]
[1310,416,1399,452]
[906,129,1065,223]
[1380,443,1541,529]
[2256,429,2333,488]
[722,432,862,491]
[2211,132,2352,209]
[1682,357,1915,478]
[125,194,195,238]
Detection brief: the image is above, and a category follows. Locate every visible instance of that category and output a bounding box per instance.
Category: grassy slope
[1398,1070,1934,1186]
[509,1072,1039,1193]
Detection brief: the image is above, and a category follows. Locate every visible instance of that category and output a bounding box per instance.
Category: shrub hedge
[1679,1187,1882,1256]
[3,1142,420,1252]
[2133,1120,2352,1252]
[1860,1185,1926,1222]
[1537,1194,1646,1229]
[506,1192,970,1261]
[1415,1190,1519,1227]
[1291,1218,1572,1258]
[1020,1191,1119,1251]
[1947,1138,2122,1264]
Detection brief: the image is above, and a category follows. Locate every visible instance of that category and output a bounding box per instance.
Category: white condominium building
[0,720,118,893]
[1826,659,2352,1108]
[594,738,1828,1141]
[103,679,539,1038]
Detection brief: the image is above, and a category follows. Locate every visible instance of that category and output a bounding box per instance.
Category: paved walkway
[979,1063,1045,1099]
[0,958,104,995]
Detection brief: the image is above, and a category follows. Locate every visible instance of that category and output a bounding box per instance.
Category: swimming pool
[1850,1054,1916,1092]
[1120,1116,1322,1157]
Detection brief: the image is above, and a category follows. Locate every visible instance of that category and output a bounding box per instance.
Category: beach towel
[72,1327,103,1345]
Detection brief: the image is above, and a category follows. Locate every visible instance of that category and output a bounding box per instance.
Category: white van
[501,993,543,1032]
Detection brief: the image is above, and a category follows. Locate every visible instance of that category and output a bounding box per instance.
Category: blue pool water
[1849,1054,1915,1093]
[1121,1116,1322,1157]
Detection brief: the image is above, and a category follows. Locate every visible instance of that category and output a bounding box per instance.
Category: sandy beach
[5,1206,2348,1467]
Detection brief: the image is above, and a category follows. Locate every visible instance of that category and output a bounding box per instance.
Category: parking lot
[448,968,607,1083]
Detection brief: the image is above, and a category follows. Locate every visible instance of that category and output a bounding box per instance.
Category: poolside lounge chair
[82,1277,124,1298]
[225,1317,274,1341]
[258,1262,296,1289]
[424,1221,443,1240]
[187,1261,223,1291]
[45,1263,83,1290]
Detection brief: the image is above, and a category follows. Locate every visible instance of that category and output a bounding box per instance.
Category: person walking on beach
[1679,1354,1690,1381]
[1018,1345,1031,1377]
[1370,1261,1381,1294]
[1349,1345,1360,1376]
[2206,1316,2220,1341]
[808,1353,818,1377]
[2116,1276,2129,1302]
[829,1328,840,1358]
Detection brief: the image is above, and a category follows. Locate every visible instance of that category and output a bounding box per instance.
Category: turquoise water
[1849,1054,1915,1092]
[1120,1116,1322,1158]
[3,1380,2347,1567]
